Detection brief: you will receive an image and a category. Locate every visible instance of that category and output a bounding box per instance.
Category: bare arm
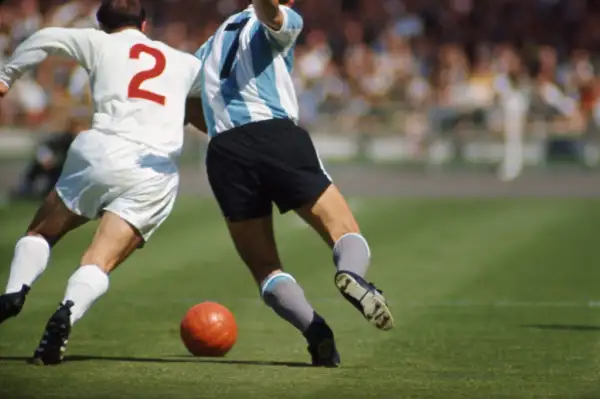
[253,0,285,31]
[253,1,303,52]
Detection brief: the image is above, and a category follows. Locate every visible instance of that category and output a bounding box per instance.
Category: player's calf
[61,211,139,327]
[25,190,88,247]
[4,191,79,298]
[296,185,370,275]
[296,185,359,247]
[261,271,340,367]
[226,217,340,366]
[4,236,50,297]
[1,234,50,325]
[296,185,395,331]
[261,272,315,332]
[30,211,141,365]
[2,190,86,325]
[296,185,372,278]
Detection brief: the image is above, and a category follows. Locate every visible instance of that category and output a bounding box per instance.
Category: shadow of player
[0,355,313,368]
[522,324,600,332]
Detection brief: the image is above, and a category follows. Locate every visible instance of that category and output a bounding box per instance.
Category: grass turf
[0,198,600,398]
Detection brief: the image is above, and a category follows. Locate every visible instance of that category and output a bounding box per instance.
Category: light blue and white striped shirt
[195,5,303,138]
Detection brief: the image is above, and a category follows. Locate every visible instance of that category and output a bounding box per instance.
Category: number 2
[220,17,251,80]
[128,44,167,105]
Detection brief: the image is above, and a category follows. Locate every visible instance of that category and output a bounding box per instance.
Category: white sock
[5,236,51,294]
[63,265,109,325]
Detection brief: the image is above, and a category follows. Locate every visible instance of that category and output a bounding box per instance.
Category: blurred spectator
[11,0,42,45]
[0,0,597,137]
[9,112,89,200]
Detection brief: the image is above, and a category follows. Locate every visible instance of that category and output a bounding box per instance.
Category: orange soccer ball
[180,302,237,357]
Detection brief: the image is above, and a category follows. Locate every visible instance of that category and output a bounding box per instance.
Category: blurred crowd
[1,0,599,137]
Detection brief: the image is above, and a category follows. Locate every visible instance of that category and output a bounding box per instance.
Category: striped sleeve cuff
[263,6,303,51]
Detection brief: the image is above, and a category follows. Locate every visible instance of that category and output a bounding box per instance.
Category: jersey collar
[114,28,146,37]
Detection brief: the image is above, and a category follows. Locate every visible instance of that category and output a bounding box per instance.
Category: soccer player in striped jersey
[190,0,395,367]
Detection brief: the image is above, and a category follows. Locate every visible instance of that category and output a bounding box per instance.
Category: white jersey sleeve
[0,27,101,87]
[261,6,303,52]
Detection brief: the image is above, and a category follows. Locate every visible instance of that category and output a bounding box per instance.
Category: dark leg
[225,216,340,367]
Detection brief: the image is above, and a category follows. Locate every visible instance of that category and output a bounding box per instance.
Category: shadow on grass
[522,324,600,332]
[0,355,313,368]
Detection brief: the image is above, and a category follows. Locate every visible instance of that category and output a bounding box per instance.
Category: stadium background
[1,1,600,398]
[1,0,600,184]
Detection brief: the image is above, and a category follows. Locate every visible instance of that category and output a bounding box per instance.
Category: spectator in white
[494,50,580,182]
[378,29,417,84]
[47,0,98,28]
[493,51,532,182]
[357,48,397,103]
[297,30,331,83]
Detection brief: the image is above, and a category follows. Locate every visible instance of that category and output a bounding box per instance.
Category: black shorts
[206,119,332,222]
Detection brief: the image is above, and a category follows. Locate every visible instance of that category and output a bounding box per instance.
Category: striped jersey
[195,5,303,137]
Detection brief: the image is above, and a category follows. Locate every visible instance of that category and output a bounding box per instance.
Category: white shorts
[55,130,179,242]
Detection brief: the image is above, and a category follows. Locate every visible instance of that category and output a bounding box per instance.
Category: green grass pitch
[1,198,600,398]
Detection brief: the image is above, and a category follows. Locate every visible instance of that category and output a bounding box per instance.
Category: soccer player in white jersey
[191,0,395,367]
[0,0,203,365]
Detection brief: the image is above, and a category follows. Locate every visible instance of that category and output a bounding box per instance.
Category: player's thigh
[295,184,360,248]
[27,189,89,247]
[86,171,179,273]
[226,216,282,285]
[30,134,125,246]
[54,136,108,221]
[258,122,345,243]
[258,122,332,213]
[206,129,271,222]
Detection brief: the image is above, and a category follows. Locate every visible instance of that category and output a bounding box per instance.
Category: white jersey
[0,27,202,158]
[195,5,303,137]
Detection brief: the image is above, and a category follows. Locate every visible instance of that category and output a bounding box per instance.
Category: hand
[0,81,8,98]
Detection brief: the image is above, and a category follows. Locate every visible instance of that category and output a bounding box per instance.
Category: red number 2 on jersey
[128,44,167,106]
